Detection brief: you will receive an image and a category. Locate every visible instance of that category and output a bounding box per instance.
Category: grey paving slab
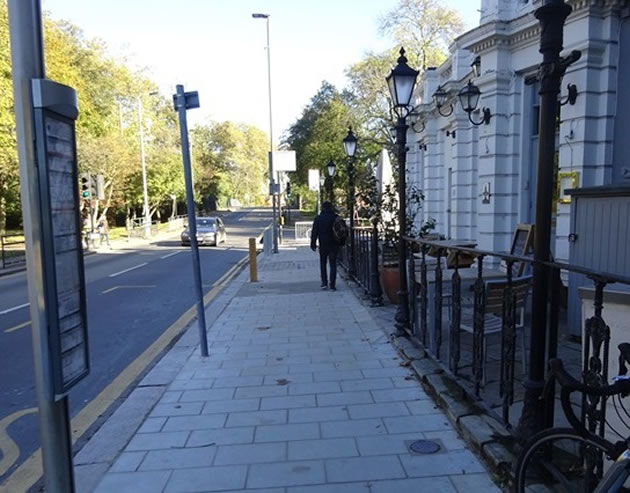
[164,465,247,492]
[355,433,422,456]
[178,388,236,402]
[449,472,501,492]
[162,414,227,432]
[399,449,487,477]
[95,471,171,493]
[202,398,260,414]
[347,402,410,419]
[186,427,254,447]
[226,409,287,427]
[325,455,406,482]
[139,446,216,470]
[261,394,317,410]
[383,414,452,434]
[235,385,289,399]
[288,382,341,395]
[137,417,166,433]
[321,419,387,438]
[316,391,373,407]
[288,438,358,460]
[289,406,349,423]
[371,387,429,402]
[340,378,394,392]
[126,431,189,451]
[214,442,286,465]
[369,477,458,493]
[110,451,146,472]
[255,423,321,442]
[247,460,326,488]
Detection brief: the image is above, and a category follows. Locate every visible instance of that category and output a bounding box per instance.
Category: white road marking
[108,262,148,278]
[160,251,183,259]
[0,302,30,315]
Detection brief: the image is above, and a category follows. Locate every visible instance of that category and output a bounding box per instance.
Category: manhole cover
[409,439,441,454]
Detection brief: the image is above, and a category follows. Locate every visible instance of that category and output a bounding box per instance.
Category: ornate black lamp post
[343,127,357,278]
[326,159,336,204]
[385,48,419,331]
[516,0,581,437]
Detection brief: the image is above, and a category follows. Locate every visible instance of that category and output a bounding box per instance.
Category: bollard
[249,237,258,282]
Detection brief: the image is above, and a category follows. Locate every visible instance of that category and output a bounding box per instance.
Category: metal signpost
[8,2,90,490]
[173,84,209,357]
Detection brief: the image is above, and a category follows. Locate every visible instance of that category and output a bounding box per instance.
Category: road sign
[272,150,296,172]
[308,169,320,191]
[32,78,89,398]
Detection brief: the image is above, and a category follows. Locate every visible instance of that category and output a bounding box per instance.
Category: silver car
[181,217,227,246]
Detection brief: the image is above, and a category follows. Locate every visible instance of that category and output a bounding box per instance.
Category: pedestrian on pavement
[98,218,111,248]
[310,201,338,291]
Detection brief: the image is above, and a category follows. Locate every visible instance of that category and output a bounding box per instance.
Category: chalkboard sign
[509,224,534,276]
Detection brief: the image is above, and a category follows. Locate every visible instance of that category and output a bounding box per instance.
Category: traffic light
[286,181,291,197]
[80,173,91,199]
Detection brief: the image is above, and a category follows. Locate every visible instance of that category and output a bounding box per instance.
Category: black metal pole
[174,84,209,358]
[516,0,572,438]
[370,219,383,305]
[395,116,410,331]
[348,156,356,278]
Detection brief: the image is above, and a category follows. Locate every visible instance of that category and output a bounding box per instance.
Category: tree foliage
[0,2,268,234]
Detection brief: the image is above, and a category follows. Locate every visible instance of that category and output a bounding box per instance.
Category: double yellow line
[0,255,249,493]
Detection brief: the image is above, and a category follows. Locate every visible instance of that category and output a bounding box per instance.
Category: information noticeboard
[32,79,89,399]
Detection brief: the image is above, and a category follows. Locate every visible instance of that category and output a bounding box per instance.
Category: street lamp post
[252,12,278,253]
[343,127,357,279]
[516,0,581,438]
[137,91,158,237]
[318,175,325,215]
[385,48,419,332]
[326,159,336,204]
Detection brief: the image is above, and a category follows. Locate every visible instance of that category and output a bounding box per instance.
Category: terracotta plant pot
[379,264,400,304]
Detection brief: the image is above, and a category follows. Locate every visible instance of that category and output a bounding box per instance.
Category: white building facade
[408,0,630,263]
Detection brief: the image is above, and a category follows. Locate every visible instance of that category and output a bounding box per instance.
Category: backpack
[332,216,349,246]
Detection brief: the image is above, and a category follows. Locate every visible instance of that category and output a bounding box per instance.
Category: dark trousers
[319,247,338,287]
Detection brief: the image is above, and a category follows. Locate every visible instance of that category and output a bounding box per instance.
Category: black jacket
[311,210,337,250]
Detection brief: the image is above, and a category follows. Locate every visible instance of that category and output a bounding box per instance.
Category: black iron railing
[402,236,630,432]
[339,224,383,306]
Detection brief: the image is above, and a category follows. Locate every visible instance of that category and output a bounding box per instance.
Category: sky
[41,0,480,144]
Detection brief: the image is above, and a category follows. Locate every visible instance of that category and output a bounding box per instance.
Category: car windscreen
[196,219,216,228]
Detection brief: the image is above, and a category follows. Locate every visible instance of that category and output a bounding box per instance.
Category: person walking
[98,218,111,248]
[310,201,338,291]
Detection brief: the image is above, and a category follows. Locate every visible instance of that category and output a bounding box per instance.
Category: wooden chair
[458,275,532,385]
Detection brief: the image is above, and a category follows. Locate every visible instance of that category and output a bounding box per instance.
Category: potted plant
[357,166,436,304]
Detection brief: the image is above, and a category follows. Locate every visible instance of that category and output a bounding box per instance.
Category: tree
[345,0,464,160]
[379,0,464,70]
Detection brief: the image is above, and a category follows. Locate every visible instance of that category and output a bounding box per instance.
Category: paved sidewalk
[92,244,500,493]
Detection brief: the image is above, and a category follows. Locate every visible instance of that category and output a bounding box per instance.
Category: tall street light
[137,91,158,237]
[252,12,278,253]
[385,47,419,332]
[343,126,357,278]
[326,159,336,204]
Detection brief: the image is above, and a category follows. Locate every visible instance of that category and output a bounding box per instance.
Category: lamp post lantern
[326,159,336,204]
[343,126,357,278]
[386,47,419,332]
[252,12,278,253]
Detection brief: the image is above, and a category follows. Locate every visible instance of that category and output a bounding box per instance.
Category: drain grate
[408,439,441,454]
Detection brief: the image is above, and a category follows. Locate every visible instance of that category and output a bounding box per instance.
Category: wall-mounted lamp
[432,85,453,117]
[481,182,492,204]
[419,143,427,151]
[458,80,491,125]
[446,129,456,139]
[471,56,481,78]
[560,83,578,106]
[410,119,425,133]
